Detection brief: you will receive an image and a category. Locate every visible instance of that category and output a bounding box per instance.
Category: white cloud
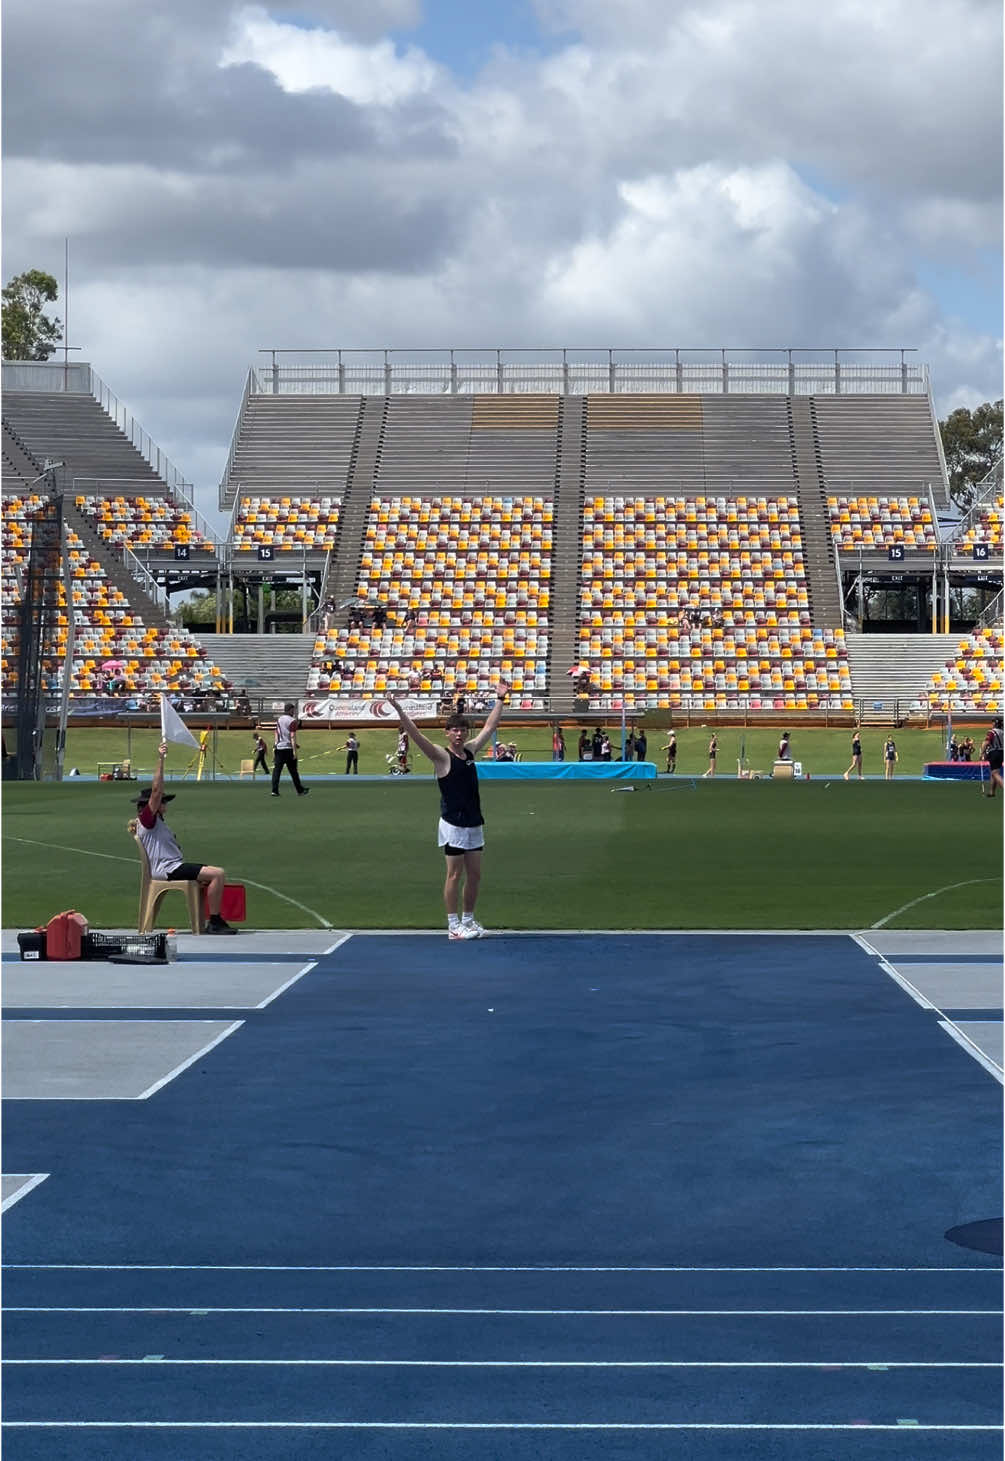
[220,6,442,105]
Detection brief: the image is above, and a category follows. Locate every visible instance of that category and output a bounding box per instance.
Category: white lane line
[322,934,353,956]
[1,1175,49,1213]
[4,1422,998,1431]
[7,1359,999,1368]
[938,1021,1005,1080]
[1,1314,999,1326]
[6,1263,999,1272]
[853,934,1004,1084]
[255,963,316,1009]
[870,879,999,930]
[231,878,332,930]
[138,1022,244,1100]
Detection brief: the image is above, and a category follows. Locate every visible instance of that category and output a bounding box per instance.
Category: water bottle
[165,929,178,962]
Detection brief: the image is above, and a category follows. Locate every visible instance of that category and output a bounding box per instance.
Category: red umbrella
[101,658,126,672]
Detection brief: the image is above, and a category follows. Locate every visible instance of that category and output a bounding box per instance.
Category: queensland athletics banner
[298,697,440,723]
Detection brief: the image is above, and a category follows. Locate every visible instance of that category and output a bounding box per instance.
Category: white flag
[160,694,200,748]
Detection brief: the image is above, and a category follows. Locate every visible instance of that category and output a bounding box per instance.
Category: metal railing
[977,589,1003,629]
[250,348,929,398]
[122,545,171,613]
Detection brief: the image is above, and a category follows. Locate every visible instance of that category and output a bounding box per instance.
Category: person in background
[133,741,236,934]
[843,727,863,781]
[624,729,636,761]
[635,728,648,762]
[599,732,612,762]
[663,731,677,774]
[703,732,718,777]
[592,727,604,761]
[397,727,410,773]
[883,735,898,780]
[578,730,590,762]
[272,703,309,798]
[251,730,270,777]
[340,731,359,775]
[981,718,1003,798]
[386,681,510,940]
[552,726,566,762]
[777,731,791,760]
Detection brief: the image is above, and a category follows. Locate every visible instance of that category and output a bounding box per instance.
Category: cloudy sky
[3,0,1001,529]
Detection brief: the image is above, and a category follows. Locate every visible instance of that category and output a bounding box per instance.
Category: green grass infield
[3,776,1000,932]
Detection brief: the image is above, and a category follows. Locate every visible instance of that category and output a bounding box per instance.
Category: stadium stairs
[326,396,388,607]
[789,399,842,625]
[844,631,959,720]
[198,633,317,708]
[2,391,163,487]
[546,396,587,713]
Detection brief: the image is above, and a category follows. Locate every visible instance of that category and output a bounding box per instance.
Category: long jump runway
[2,931,1001,1459]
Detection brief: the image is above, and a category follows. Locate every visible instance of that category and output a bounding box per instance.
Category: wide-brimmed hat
[134,787,175,805]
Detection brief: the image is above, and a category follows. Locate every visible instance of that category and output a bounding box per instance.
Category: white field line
[0,1175,49,1213]
[870,879,999,930]
[5,1263,999,1273]
[255,963,316,1009]
[7,1358,999,1368]
[138,1022,244,1099]
[3,1422,998,1432]
[938,1021,1005,1081]
[3,838,333,929]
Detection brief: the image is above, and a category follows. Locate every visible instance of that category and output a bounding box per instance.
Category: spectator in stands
[237,693,253,716]
[663,731,677,773]
[578,730,591,762]
[981,719,1003,798]
[340,732,359,775]
[777,731,791,761]
[403,609,418,635]
[843,728,863,781]
[372,602,387,630]
[552,726,566,762]
[454,691,467,716]
[703,733,718,778]
[271,703,309,798]
[385,681,510,940]
[883,736,898,780]
[635,729,648,763]
[251,732,270,777]
[133,741,236,934]
[321,597,335,631]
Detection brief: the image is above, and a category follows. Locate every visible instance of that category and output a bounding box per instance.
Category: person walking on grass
[386,680,510,940]
[883,735,898,780]
[272,703,309,798]
[703,732,718,778]
[133,741,236,934]
[843,727,863,781]
[251,730,270,777]
[663,731,677,774]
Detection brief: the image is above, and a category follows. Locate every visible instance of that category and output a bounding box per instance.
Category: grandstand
[3,350,1001,742]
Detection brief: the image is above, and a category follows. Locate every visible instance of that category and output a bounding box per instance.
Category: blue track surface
[3,934,1002,1459]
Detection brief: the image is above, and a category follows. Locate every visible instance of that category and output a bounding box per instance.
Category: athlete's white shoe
[459,919,485,939]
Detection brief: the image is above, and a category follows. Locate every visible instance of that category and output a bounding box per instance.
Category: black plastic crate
[17,931,46,961]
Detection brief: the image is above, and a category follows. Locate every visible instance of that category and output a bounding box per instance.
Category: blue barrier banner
[477,761,658,781]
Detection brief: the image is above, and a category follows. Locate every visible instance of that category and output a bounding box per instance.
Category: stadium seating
[827,494,938,552]
[77,493,216,554]
[577,494,853,710]
[307,495,552,705]
[376,396,560,490]
[923,625,1004,713]
[1,498,230,698]
[231,494,341,552]
[956,494,1004,554]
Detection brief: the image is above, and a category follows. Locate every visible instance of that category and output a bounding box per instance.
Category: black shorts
[166,862,204,881]
[443,844,482,857]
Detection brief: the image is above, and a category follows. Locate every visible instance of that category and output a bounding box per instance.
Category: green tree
[938,399,1003,512]
[2,269,62,361]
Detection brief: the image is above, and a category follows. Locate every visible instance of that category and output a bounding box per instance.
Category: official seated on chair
[131,739,237,934]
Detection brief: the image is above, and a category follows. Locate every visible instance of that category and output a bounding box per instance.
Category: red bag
[44,910,89,960]
[202,884,246,922]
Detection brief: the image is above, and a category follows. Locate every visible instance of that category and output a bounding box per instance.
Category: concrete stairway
[789,398,843,626]
[328,396,388,605]
[845,631,957,714]
[546,396,586,713]
[61,499,173,629]
[203,634,318,706]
